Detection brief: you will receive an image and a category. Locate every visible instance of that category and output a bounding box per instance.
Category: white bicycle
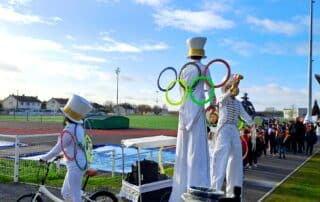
[17,156,118,202]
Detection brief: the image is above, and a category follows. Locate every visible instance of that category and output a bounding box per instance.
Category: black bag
[126,159,160,185]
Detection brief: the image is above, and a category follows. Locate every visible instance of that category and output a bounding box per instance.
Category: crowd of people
[240,117,318,169]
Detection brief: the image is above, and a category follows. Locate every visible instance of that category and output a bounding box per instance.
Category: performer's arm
[41,130,73,161]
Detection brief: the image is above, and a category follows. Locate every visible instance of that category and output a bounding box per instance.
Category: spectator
[305,123,318,155]
[277,126,288,159]
[269,124,277,156]
[294,118,306,153]
[289,120,298,154]
[262,121,269,156]
[242,128,251,168]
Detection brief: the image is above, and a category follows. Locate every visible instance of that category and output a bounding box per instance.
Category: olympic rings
[157,67,177,92]
[165,79,188,106]
[165,76,216,106]
[189,76,215,106]
[203,59,231,88]
[179,62,201,88]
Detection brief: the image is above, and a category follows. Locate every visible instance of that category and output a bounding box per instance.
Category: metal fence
[0,134,175,183]
[0,112,64,123]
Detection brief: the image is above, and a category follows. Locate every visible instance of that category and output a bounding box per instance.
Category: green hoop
[84,135,94,163]
[189,76,215,106]
[165,79,188,106]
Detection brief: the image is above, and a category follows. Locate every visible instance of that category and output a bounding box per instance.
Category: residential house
[47,98,68,112]
[2,94,41,111]
[113,103,136,115]
[91,102,105,112]
[283,107,307,120]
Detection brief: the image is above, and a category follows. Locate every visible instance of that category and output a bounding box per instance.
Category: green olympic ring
[165,79,189,106]
[189,76,215,106]
[165,76,216,106]
[84,135,94,163]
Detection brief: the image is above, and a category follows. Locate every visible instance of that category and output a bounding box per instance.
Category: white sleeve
[218,91,232,103]
[205,68,215,105]
[41,131,73,161]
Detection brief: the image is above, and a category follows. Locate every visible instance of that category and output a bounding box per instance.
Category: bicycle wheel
[89,191,118,202]
[17,193,43,202]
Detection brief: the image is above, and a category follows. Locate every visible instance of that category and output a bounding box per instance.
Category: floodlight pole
[305,0,314,123]
[156,90,159,105]
[116,67,120,115]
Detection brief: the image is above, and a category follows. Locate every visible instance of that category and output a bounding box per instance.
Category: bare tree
[153,105,162,115]
[137,104,152,115]
[104,100,114,113]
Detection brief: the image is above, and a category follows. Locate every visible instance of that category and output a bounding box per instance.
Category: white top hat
[186,37,207,58]
[60,94,93,124]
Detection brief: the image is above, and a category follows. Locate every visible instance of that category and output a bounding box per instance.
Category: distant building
[91,102,105,112]
[283,107,307,120]
[113,103,136,115]
[47,98,68,112]
[2,94,41,111]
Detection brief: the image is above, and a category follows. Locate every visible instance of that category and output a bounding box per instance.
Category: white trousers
[61,165,84,202]
[169,116,210,202]
[211,124,243,197]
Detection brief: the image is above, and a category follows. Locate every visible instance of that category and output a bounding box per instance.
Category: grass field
[126,115,178,130]
[0,158,173,193]
[263,151,320,202]
[0,114,179,130]
[0,114,265,130]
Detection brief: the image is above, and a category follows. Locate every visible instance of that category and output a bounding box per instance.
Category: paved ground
[0,121,319,201]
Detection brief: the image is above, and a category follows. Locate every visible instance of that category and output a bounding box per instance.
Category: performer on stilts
[169,37,214,202]
[211,74,255,198]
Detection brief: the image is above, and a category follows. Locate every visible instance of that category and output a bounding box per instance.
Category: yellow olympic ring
[165,79,189,106]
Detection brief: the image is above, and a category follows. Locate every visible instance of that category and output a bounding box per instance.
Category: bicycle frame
[32,185,94,202]
[35,185,64,202]
[32,156,94,202]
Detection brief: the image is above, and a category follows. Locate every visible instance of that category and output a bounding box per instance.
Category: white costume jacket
[211,91,254,197]
[169,60,213,202]
[42,123,87,202]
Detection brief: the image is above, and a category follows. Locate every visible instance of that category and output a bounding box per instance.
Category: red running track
[0,127,177,136]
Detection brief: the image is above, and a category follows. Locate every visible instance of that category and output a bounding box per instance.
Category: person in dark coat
[305,123,318,155]
[294,118,306,153]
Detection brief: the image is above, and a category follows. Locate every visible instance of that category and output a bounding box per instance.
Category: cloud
[220,39,256,56]
[202,1,233,13]
[65,35,76,41]
[8,0,33,5]
[72,53,107,63]
[133,0,169,8]
[73,34,168,53]
[241,83,312,111]
[246,16,301,36]
[153,9,234,33]
[0,62,21,73]
[141,42,168,51]
[220,38,320,57]
[0,33,63,53]
[0,4,62,25]
[96,0,120,3]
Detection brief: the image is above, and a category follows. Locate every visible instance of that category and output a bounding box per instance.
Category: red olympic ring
[203,59,231,88]
[60,130,77,161]
[241,135,248,160]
